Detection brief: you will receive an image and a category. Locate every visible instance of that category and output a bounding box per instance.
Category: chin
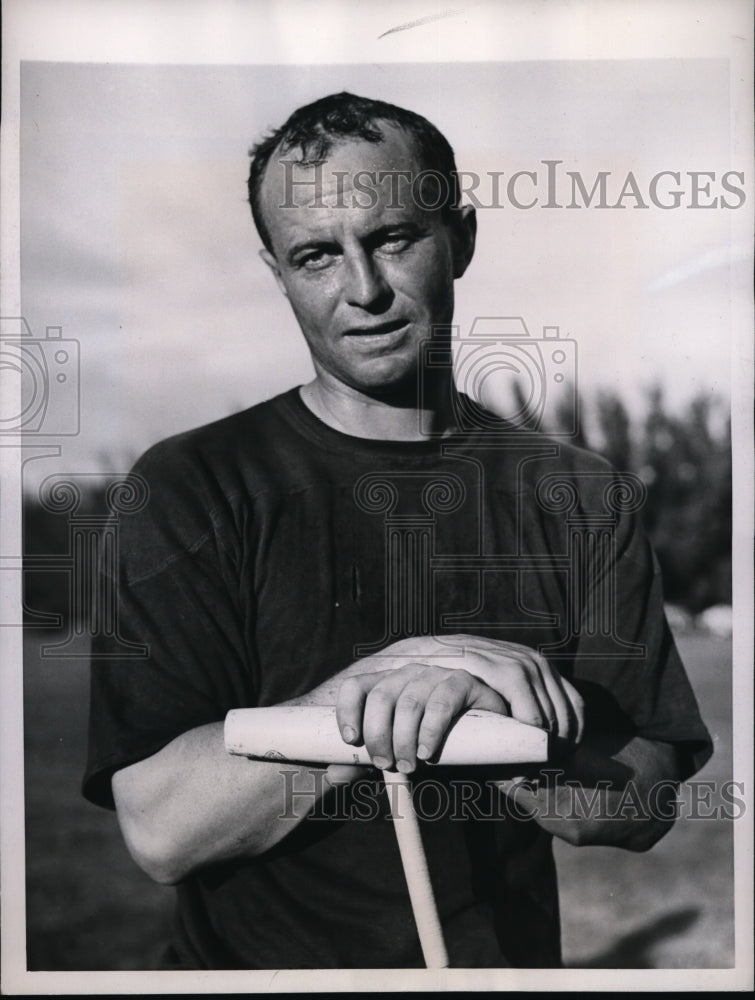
[350,362,421,395]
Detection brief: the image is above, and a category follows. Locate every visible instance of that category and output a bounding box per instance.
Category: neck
[300,371,457,441]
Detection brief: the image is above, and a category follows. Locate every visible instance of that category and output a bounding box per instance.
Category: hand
[333,635,584,774]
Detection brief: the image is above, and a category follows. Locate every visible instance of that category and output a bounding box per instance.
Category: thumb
[325,764,367,787]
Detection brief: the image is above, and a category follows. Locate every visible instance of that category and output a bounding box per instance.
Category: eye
[296,249,337,270]
[291,243,342,271]
[376,232,412,254]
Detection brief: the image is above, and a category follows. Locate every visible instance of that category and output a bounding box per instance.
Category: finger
[526,656,560,735]
[336,673,375,745]
[502,666,549,730]
[489,647,557,730]
[543,679,571,738]
[362,666,428,770]
[442,639,575,737]
[528,652,573,738]
[560,675,585,743]
[453,644,550,728]
[537,662,579,740]
[391,668,448,773]
[416,671,505,761]
[534,657,584,743]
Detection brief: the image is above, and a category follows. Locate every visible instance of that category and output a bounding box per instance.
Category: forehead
[258,127,432,241]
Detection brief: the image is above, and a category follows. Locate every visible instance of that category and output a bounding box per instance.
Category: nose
[342,247,393,311]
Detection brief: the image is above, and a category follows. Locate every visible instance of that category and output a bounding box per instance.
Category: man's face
[258,127,476,394]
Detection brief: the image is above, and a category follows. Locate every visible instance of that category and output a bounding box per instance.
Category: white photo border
[2,0,752,993]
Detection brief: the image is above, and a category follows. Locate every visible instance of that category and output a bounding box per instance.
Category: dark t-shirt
[83,388,712,969]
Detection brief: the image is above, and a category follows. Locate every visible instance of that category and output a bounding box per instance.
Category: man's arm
[112,722,319,885]
[333,637,681,852]
[112,667,357,886]
[496,734,681,852]
[112,635,582,884]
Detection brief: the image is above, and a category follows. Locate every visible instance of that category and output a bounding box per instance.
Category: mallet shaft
[382,770,449,969]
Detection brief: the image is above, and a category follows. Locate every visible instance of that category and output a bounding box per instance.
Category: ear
[259,248,289,298]
[450,204,477,279]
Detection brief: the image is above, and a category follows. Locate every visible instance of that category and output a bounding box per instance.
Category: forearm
[112,720,333,884]
[111,672,359,885]
[497,735,681,851]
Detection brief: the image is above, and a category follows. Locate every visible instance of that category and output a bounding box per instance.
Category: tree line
[553,384,731,613]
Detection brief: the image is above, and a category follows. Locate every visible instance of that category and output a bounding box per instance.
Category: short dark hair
[247,91,461,253]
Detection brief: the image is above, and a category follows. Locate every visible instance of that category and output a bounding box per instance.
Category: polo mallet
[225,705,548,969]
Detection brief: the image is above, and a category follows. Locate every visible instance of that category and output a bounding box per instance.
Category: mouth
[342,319,409,345]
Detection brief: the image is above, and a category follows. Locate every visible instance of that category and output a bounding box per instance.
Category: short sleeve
[567,490,713,780]
[82,440,254,809]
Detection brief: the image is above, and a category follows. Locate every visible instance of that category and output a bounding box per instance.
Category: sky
[17,56,742,489]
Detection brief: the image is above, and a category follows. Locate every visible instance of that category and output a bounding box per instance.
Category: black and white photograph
[1,0,752,993]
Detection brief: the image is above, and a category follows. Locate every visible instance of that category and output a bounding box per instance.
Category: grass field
[555,630,734,969]
[22,628,734,971]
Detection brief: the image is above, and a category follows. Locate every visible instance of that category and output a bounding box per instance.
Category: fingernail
[372,755,391,770]
[416,744,430,760]
[342,725,357,743]
[396,759,413,774]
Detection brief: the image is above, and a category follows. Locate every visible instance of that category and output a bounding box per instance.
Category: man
[84,92,712,969]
